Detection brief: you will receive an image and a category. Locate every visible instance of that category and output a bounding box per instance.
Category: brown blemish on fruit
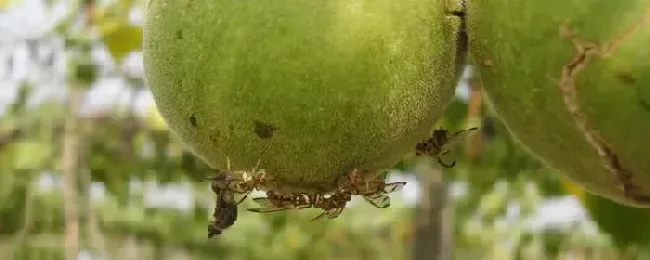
[189,114,197,128]
[558,9,650,204]
[253,120,277,139]
[615,72,637,85]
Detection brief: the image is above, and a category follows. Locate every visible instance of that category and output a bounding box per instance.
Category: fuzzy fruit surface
[144,0,464,191]
[468,0,650,206]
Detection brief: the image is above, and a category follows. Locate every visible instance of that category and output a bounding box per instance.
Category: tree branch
[62,89,84,260]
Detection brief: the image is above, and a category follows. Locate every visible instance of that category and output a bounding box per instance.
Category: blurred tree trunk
[123,235,140,259]
[412,161,450,260]
[62,1,95,258]
[62,89,83,260]
[79,122,105,255]
[441,195,455,260]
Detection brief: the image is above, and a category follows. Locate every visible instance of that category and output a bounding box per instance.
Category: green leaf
[13,142,52,170]
[102,23,143,64]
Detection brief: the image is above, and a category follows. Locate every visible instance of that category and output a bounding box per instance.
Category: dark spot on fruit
[640,100,650,113]
[616,72,636,85]
[176,30,183,40]
[189,114,197,128]
[253,120,277,139]
[448,10,465,18]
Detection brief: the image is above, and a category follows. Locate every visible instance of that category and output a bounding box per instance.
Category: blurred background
[2,0,650,259]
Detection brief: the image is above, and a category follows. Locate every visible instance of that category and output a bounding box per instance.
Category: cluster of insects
[206,126,478,238]
[247,169,406,220]
[205,162,406,237]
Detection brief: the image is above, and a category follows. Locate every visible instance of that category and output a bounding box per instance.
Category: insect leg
[234,193,249,205]
[437,157,456,168]
[309,211,328,222]
[363,194,391,208]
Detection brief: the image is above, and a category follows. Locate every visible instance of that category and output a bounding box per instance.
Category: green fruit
[468,0,650,206]
[143,0,465,192]
[583,192,650,247]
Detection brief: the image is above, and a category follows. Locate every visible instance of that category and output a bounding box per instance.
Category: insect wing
[383,182,406,194]
[251,197,278,208]
[363,194,391,208]
[247,207,292,213]
[325,208,344,219]
[309,208,343,222]
[440,127,478,151]
[295,204,312,209]
[248,197,296,213]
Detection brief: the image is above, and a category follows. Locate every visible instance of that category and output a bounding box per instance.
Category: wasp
[338,169,406,209]
[208,190,239,238]
[206,158,269,204]
[415,127,478,168]
[310,192,352,221]
[247,190,353,221]
[205,158,269,237]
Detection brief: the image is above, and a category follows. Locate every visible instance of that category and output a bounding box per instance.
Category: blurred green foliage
[2,0,650,259]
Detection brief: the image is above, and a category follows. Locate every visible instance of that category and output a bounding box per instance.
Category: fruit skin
[143,0,464,191]
[583,191,650,247]
[468,0,650,206]
[561,178,650,247]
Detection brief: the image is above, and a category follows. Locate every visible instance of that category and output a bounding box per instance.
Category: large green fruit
[143,0,465,192]
[583,191,650,247]
[561,179,650,247]
[468,0,650,206]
